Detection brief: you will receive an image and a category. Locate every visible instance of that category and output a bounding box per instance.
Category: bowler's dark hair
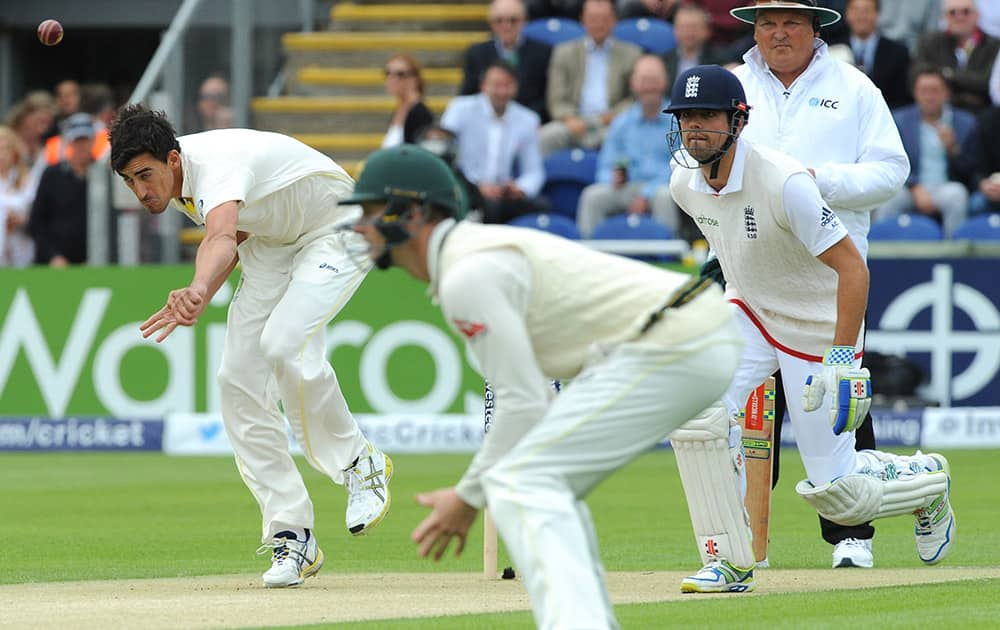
[109,103,181,173]
[483,59,519,83]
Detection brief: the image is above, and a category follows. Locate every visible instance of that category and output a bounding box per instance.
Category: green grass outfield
[2,449,997,628]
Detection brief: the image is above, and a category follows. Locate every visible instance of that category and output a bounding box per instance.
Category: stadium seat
[509,212,582,239]
[541,148,599,218]
[523,17,585,47]
[613,18,676,55]
[868,214,943,241]
[952,213,1000,240]
[590,214,676,261]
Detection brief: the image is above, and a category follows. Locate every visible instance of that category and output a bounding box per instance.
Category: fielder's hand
[412,487,478,561]
[802,346,872,435]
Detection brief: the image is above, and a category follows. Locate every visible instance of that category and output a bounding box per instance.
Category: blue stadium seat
[868,214,943,241]
[590,214,675,261]
[523,17,585,47]
[509,212,581,239]
[952,213,1000,240]
[613,18,676,55]
[541,148,599,218]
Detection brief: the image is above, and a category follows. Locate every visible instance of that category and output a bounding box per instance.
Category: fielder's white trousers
[721,308,860,486]
[482,322,743,630]
[217,178,371,542]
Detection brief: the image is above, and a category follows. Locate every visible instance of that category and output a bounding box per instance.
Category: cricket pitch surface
[4,567,999,629]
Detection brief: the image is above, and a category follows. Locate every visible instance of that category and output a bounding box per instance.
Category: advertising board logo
[866,264,1000,406]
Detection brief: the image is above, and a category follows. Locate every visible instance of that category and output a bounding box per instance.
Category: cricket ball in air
[38,19,64,46]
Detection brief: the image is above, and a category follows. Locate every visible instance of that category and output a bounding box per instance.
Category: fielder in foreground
[664,65,955,593]
[345,145,743,629]
[109,105,393,588]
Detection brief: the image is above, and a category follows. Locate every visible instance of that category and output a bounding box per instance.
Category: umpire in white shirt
[442,60,546,224]
[723,0,909,570]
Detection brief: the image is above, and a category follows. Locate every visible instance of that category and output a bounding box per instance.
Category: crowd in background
[0,74,232,267]
[382,0,1000,241]
[4,0,1000,268]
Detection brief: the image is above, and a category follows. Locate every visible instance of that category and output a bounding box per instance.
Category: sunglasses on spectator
[384,69,414,78]
[491,16,523,24]
[947,7,973,16]
[199,92,227,102]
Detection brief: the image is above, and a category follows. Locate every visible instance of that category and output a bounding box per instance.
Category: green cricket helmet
[340,144,466,218]
[339,145,466,269]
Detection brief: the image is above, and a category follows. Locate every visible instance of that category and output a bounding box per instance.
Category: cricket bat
[740,376,776,566]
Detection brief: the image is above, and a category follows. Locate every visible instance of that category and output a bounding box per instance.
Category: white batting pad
[796,469,949,526]
[670,403,755,569]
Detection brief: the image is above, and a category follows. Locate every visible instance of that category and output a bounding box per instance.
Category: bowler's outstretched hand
[412,487,478,561]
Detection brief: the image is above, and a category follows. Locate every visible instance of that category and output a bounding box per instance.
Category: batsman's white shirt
[732,39,909,259]
[671,138,855,360]
[171,128,356,239]
[425,218,743,629]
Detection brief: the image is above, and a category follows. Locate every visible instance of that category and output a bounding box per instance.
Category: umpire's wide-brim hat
[731,0,841,27]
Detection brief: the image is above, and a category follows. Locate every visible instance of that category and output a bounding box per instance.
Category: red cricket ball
[38,19,64,46]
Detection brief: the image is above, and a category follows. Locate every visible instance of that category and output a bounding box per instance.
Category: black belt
[639,276,714,334]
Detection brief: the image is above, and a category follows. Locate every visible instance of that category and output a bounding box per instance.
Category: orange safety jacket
[44,128,110,165]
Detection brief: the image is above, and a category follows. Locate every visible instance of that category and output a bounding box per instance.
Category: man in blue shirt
[577,55,680,236]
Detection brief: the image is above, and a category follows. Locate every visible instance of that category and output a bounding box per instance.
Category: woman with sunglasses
[382,54,434,148]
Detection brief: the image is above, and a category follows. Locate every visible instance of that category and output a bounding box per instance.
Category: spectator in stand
[416,125,486,218]
[843,0,911,110]
[382,54,434,148]
[662,3,729,80]
[916,0,1000,112]
[29,114,96,267]
[698,1,753,48]
[195,74,232,131]
[971,103,1000,215]
[461,0,552,122]
[617,0,681,20]
[0,126,36,266]
[47,79,81,139]
[879,0,941,55]
[43,82,114,166]
[577,55,679,236]
[441,61,545,224]
[875,66,977,237]
[4,92,54,266]
[540,0,642,155]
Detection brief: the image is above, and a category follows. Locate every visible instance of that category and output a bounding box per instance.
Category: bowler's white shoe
[345,441,393,535]
[258,530,324,588]
[681,559,755,593]
[832,537,873,568]
[915,453,955,565]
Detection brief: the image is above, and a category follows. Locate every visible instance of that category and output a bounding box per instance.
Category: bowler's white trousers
[721,306,860,486]
[482,321,743,630]
[217,179,370,542]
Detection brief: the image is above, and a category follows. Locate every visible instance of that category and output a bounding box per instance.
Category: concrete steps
[250,2,489,161]
[293,66,462,97]
[330,3,488,31]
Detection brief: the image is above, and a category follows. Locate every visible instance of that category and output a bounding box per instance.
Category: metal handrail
[128,0,204,105]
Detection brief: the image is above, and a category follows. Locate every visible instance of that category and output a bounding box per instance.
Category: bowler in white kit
[109,104,393,588]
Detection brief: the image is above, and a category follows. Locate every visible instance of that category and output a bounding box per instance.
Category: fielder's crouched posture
[663,66,955,593]
[109,105,392,588]
[345,145,743,630]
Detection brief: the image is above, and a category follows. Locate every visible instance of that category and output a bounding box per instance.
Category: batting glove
[802,346,872,436]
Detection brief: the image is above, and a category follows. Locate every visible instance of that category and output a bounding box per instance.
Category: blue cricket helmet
[664,65,750,118]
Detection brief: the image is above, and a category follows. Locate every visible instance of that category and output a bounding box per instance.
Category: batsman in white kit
[662,65,955,593]
[345,145,743,629]
[109,104,392,588]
